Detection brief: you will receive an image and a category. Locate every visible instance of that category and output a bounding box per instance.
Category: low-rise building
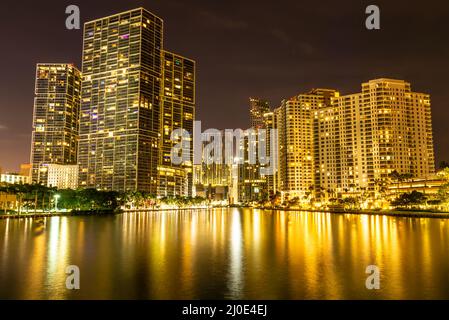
[387,177,445,197]
[0,173,31,185]
[46,164,79,189]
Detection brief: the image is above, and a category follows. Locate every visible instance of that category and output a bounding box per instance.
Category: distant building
[20,164,32,178]
[236,129,267,203]
[30,63,81,186]
[249,98,271,129]
[1,173,31,185]
[194,130,232,202]
[46,164,79,189]
[263,111,279,196]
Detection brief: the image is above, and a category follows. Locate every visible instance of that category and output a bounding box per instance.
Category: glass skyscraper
[31,63,81,185]
[78,8,195,194]
[158,51,195,196]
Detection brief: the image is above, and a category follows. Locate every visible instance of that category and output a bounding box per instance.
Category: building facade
[1,173,31,185]
[249,98,271,129]
[275,79,436,201]
[78,8,196,195]
[20,164,32,179]
[236,129,268,203]
[78,8,163,193]
[158,51,195,197]
[276,90,337,198]
[31,64,81,185]
[263,111,279,196]
[47,164,79,189]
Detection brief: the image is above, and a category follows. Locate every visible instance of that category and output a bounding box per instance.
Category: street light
[54,194,61,212]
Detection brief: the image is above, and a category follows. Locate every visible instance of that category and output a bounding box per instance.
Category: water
[1,209,449,300]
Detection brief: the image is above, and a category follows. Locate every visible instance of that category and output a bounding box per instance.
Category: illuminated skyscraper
[328,79,435,196]
[249,98,271,129]
[78,8,196,194]
[275,79,436,201]
[158,51,195,196]
[236,129,267,203]
[31,63,81,185]
[276,89,337,198]
[263,111,279,195]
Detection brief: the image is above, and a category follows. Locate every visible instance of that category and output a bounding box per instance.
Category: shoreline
[273,208,449,219]
[1,207,449,220]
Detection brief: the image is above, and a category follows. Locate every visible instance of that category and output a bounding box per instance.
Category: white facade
[0,174,31,185]
[46,164,79,189]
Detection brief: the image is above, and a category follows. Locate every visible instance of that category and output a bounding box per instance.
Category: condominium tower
[276,89,338,198]
[249,98,271,129]
[31,64,81,185]
[78,8,195,194]
[276,79,435,199]
[158,51,195,196]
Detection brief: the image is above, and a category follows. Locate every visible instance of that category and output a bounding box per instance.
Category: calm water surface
[1,209,449,299]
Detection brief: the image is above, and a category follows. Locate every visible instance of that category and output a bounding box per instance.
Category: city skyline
[2,2,449,304]
[1,0,449,172]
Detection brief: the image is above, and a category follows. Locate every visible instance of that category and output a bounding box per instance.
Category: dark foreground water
[1,209,449,299]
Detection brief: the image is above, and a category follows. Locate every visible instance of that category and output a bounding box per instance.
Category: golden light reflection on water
[1,209,449,299]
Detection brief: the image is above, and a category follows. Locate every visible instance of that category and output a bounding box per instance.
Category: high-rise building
[249,98,271,129]
[327,79,435,196]
[31,63,81,185]
[79,8,163,193]
[276,89,338,198]
[236,129,267,203]
[275,79,436,201]
[193,130,232,200]
[158,51,195,197]
[263,111,279,196]
[78,8,196,195]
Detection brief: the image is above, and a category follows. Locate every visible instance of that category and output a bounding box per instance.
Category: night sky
[0,0,448,172]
